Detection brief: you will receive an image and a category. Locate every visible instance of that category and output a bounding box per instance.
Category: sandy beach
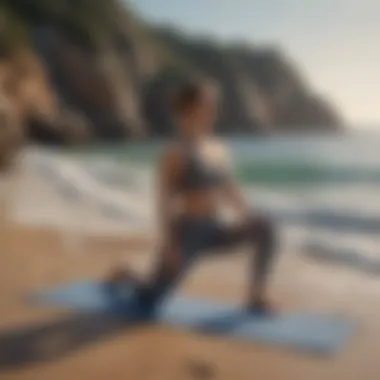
[1,150,380,380]
[2,222,380,380]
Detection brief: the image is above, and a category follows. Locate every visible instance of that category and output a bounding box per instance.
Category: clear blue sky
[127,0,380,128]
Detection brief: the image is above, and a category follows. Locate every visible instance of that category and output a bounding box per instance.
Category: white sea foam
[7,147,155,237]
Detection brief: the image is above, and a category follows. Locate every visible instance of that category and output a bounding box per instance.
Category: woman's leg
[247,215,278,307]
[135,218,208,310]
[210,214,278,310]
[134,249,183,307]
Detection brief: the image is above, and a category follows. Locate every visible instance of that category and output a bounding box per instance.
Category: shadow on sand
[0,312,140,370]
[0,308,254,371]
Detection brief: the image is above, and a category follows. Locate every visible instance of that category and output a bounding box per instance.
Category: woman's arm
[220,145,252,220]
[224,178,250,216]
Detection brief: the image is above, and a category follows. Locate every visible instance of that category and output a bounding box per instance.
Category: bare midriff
[176,189,221,218]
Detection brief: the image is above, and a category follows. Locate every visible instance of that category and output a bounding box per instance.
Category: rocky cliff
[0,0,343,159]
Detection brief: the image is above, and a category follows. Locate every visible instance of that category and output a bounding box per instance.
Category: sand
[1,222,380,380]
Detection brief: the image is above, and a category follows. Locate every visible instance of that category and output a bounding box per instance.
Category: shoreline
[0,147,155,239]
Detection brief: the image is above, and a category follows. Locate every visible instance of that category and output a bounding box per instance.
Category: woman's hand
[223,177,252,220]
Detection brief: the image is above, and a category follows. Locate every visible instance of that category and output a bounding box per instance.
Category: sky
[127,0,380,128]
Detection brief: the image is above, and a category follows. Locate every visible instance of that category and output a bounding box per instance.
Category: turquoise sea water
[61,132,380,264]
[75,133,380,187]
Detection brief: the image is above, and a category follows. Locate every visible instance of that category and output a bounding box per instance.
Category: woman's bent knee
[249,214,276,243]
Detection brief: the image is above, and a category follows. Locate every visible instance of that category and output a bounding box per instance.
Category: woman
[108,78,279,314]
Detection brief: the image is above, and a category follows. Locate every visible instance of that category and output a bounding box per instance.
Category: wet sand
[1,223,380,380]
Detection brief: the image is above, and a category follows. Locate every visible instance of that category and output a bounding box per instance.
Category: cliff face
[0,0,343,154]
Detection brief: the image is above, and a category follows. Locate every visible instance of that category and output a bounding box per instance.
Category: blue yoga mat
[28,281,355,355]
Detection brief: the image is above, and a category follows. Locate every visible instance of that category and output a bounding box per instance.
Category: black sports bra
[177,144,227,192]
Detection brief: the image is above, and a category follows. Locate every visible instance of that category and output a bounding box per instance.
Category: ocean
[29,132,380,270]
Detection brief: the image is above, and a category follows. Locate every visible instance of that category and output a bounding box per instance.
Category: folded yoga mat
[28,281,355,355]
